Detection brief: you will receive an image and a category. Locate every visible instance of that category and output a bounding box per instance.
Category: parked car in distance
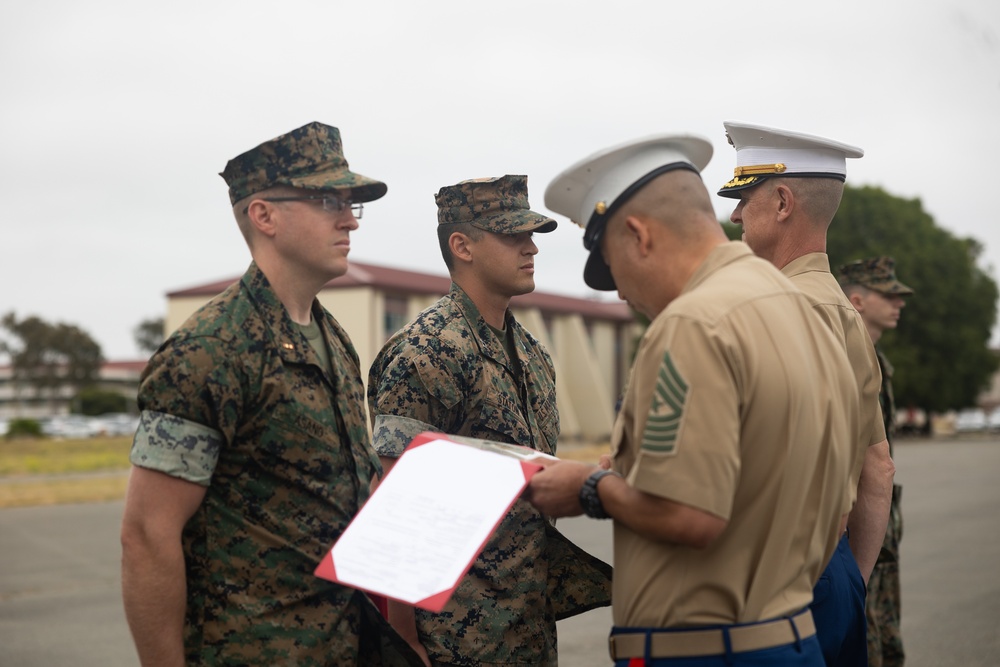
[954,408,988,433]
[42,415,103,439]
[986,410,1000,433]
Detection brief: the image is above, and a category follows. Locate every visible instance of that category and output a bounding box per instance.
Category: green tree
[827,186,999,413]
[0,313,104,409]
[133,317,165,355]
[721,220,742,242]
[5,418,44,439]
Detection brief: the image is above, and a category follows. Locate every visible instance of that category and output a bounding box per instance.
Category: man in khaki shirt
[528,134,859,666]
[718,122,895,667]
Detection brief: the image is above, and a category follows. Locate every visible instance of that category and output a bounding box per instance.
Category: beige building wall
[408,294,442,320]
[589,321,620,401]
[514,309,582,442]
[318,287,377,376]
[166,295,217,336]
[552,316,615,441]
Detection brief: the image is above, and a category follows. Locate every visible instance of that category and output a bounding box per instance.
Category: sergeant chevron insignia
[641,351,688,454]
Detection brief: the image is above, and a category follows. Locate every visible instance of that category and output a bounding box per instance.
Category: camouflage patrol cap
[220,121,387,206]
[838,256,914,295]
[435,175,557,234]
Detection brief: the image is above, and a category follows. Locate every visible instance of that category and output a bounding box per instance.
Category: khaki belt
[609,609,816,659]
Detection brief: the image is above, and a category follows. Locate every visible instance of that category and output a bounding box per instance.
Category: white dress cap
[544,133,713,291]
[718,121,863,198]
[545,134,713,229]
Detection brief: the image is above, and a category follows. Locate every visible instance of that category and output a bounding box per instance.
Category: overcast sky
[2,0,999,360]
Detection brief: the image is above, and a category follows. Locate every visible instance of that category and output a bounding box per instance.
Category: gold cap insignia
[733,163,786,177]
[720,174,761,190]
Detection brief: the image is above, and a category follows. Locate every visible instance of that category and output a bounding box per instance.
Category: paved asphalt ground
[1,437,998,666]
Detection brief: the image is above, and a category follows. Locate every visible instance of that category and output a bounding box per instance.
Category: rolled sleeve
[130,410,224,486]
[371,414,440,458]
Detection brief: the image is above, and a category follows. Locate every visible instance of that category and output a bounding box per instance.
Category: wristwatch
[579,469,618,519]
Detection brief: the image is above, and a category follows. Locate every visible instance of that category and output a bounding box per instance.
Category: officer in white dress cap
[544,134,712,290]
[719,120,891,667]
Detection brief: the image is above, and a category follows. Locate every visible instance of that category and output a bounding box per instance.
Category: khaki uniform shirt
[131,262,413,666]
[783,253,886,501]
[611,243,858,628]
[368,283,611,666]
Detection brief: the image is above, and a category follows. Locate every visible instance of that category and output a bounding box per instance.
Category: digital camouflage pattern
[132,262,420,666]
[838,256,914,296]
[435,174,558,234]
[867,347,904,667]
[368,283,612,666]
[219,121,388,205]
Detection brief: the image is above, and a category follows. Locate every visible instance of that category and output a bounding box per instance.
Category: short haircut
[437,222,484,271]
[774,176,844,223]
[232,199,255,248]
[841,283,871,298]
[613,168,717,242]
[231,185,299,249]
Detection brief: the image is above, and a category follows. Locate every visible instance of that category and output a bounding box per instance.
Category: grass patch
[0,474,130,508]
[0,436,132,476]
[0,436,133,508]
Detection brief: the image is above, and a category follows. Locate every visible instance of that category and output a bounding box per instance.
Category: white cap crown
[718,121,863,197]
[544,133,713,290]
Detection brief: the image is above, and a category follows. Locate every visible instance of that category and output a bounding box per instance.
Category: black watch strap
[579,469,618,519]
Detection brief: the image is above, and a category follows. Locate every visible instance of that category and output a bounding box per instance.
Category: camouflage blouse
[368,283,611,666]
[132,262,414,666]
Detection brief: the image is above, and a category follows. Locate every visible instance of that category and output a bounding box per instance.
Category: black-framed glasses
[244,195,363,218]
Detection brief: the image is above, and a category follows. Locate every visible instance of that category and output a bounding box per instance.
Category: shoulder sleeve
[628,315,741,520]
[132,333,244,484]
[368,335,467,458]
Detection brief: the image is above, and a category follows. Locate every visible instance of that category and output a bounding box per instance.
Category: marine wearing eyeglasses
[243,194,365,218]
[121,121,423,666]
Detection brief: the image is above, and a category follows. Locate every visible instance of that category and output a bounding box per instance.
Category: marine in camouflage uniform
[839,256,914,667]
[121,122,421,666]
[368,175,612,666]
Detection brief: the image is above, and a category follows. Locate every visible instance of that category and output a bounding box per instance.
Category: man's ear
[449,231,475,265]
[774,183,794,222]
[848,291,865,311]
[622,215,653,257]
[246,199,277,238]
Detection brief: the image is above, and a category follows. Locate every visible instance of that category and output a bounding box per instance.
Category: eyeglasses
[244,195,363,218]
